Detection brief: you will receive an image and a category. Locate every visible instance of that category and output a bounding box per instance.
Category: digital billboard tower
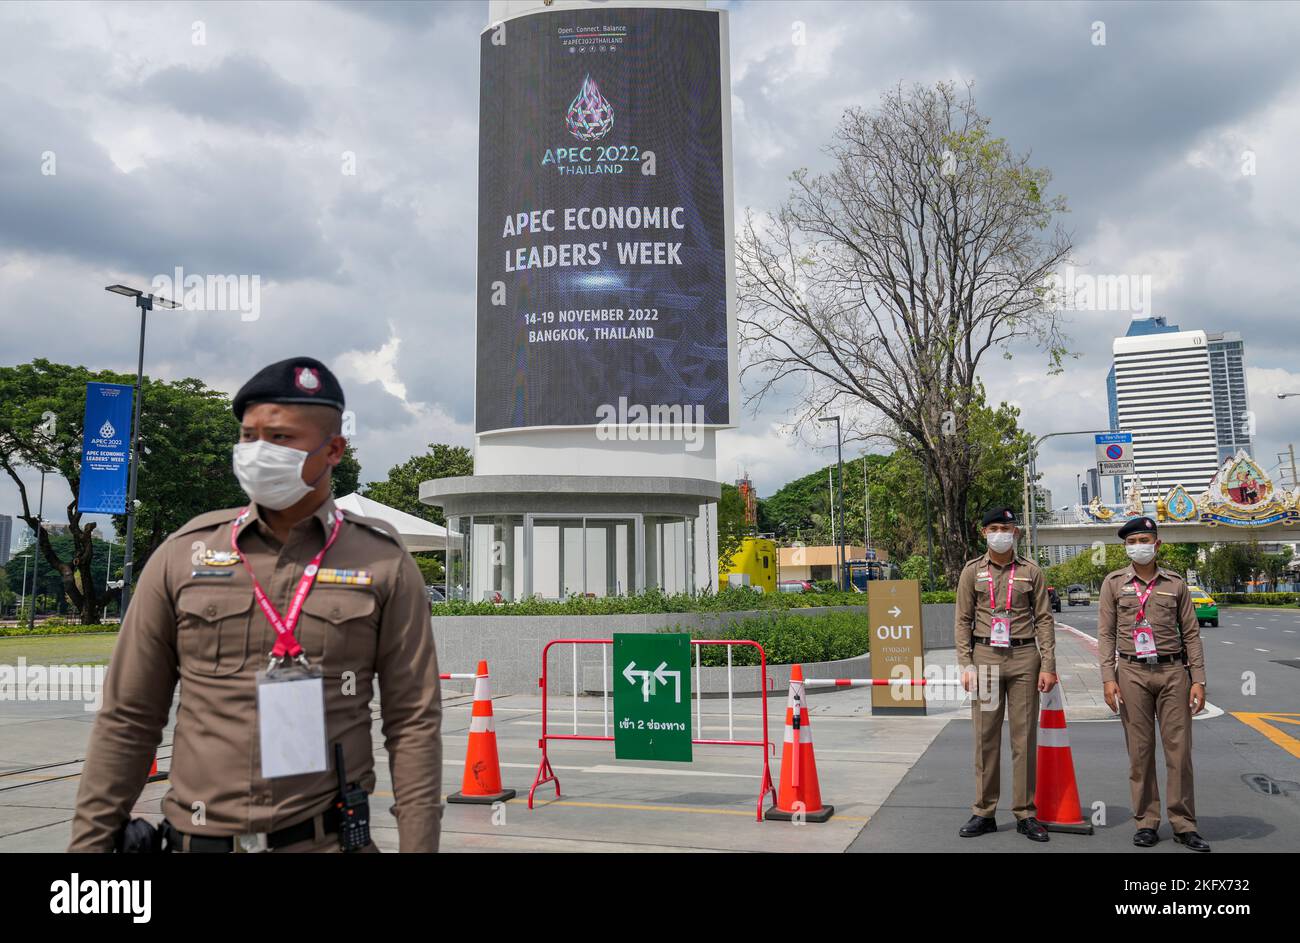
[421,0,736,606]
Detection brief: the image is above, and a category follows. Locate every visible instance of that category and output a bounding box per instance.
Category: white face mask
[1125,542,1158,565]
[232,439,329,511]
[986,531,1016,553]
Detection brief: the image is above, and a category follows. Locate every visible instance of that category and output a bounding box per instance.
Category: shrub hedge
[431,586,954,616]
[1215,592,1299,607]
[674,609,871,667]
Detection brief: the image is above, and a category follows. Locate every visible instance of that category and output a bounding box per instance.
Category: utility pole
[923,465,935,592]
[863,456,870,552]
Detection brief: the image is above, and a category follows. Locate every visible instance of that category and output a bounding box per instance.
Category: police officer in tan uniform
[69,357,443,853]
[1099,516,1209,852]
[954,507,1057,842]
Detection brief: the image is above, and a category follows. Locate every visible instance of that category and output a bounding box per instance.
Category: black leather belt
[1120,652,1186,665]
[167,807,341,852]
[974,636,1034,647]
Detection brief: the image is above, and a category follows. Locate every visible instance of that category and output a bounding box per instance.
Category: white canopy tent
[333,492,461,552]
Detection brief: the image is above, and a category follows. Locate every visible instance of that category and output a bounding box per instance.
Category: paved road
[849,603,1300,852]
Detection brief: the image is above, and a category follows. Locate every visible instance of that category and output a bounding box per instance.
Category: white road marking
[1220,640,1234,645]
[1256,648,1270,653]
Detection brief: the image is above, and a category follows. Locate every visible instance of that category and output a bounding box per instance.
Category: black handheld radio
[333,742,371,852]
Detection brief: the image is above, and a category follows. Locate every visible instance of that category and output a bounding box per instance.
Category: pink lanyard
[230,507,344,661]
[989,562,1015,614]
[1131,577,1157,625]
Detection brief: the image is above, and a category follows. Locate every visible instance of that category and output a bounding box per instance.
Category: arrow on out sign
[889,605,902,618]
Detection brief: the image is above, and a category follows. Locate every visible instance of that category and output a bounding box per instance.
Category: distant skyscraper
[1206,331,1252,463]
[1108,317,1180,500]
[1085,467,1100,504]
[0,514,11,566]
[1112,329,1221,500]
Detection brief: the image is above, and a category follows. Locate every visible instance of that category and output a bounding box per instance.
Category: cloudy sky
[2,0,1299,550]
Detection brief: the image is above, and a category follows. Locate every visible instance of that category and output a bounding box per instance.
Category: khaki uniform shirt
[69,497,443,852]
[954,551,1057,673]
[1098,564,1206,687]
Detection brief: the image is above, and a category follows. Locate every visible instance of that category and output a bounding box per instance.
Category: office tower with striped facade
[1111,329,1222,500]
[1205,331,1253,463]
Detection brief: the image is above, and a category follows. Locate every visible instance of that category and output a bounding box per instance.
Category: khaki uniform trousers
[1116,659,1196,832]
[970,642,1041,819]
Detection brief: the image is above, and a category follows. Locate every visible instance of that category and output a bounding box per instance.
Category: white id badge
[990,616,1011,648]
[256,664,327,779]
[1133,621,1157,658]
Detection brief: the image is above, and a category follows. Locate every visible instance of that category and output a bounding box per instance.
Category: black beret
[1118,516,1158,540]
[981,506,1017,527]
[233,356,345,420]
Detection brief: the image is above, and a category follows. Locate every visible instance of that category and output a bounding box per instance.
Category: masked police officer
[70,357,443,853]
[1099,516,1209,852]
[954,507,1058,842]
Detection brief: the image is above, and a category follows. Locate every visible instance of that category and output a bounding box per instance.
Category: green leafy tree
[362,443,472,527]
[0,360,258,622]
[716,482,750,568]
[333,443,361,496]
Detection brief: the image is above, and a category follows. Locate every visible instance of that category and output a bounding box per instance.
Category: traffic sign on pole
[1095,432,1135,477]
[613,633,693,761]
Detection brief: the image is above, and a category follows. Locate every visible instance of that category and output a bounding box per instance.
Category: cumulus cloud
[2,0,1299,542]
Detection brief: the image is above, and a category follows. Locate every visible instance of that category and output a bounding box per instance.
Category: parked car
[1066,584,1090,606]
[1047,585,1061,612]
[1189,586,1218,627]
[426,585,446,603]
[777,579,814,593]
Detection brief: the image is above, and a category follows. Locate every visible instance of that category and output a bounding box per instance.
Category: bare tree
[738,81,1072,585]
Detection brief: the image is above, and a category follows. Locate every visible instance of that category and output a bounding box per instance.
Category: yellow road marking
[1231,712,1300,759]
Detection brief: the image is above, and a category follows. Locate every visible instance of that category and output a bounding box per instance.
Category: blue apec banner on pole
[77,382,134,514]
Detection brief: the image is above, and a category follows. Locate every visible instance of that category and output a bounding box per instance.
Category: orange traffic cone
[447,661,516,804]
[765,665,833,822]
[146,754,164,782]
[1034,684,1092,834]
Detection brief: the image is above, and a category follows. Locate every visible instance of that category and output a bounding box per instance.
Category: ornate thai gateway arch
[1036,451,1300,547]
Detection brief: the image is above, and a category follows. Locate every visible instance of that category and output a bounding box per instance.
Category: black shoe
[1173,830,1211,852]
[959,815,997,837]
[1133,828,1160,847]
[1016,817,1050,842]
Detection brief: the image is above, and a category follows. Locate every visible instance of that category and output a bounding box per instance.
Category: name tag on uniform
[256,665,327,779]
[990,616,1011,648]
[1134,621,1158,658]
[317,568,373,586]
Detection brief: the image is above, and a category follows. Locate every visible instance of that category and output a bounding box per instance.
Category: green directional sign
[613,633,693,762]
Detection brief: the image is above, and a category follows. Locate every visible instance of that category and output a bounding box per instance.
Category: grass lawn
[0,632,119,666]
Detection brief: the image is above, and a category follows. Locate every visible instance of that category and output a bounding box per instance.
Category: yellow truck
[718,536,777,594]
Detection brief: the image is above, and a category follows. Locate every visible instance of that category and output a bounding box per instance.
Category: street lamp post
[104,285,180,617]
[27,471,46,629]
[818,416,846,590]
[1027,429,1112,562]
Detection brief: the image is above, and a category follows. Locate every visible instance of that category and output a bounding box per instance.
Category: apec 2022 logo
[542,74,642,176]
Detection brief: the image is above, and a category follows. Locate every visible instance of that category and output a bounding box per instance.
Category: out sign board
[868,579,925,715]
[1095,432,1135,477]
